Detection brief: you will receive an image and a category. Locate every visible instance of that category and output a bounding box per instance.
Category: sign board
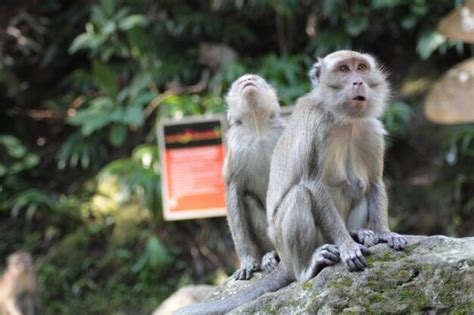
[158,115,227,220]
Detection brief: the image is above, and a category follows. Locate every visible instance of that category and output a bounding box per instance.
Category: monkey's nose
[353,80,363,86]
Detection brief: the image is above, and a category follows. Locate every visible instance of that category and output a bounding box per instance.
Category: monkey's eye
[357,63,367,71]
[339,65,350,72]
[234,120,242,126]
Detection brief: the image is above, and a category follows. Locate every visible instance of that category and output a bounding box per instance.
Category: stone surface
[152,285,215,315]
[203,235,474,314]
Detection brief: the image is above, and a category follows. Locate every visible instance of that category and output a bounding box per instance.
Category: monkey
[222,74,286,280]
[266,50,407,279]
[0,251,39,315]
[176,51,406,315]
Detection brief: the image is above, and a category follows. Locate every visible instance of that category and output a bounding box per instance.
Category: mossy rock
[200,235,474,314]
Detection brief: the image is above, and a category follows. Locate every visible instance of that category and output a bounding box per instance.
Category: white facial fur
[310,51,390,123]
[225,74,280,126]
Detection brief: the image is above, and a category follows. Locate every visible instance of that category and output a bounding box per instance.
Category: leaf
[371,0,401,9]
[417,30,446,60]
[100,0,115,17]
[68,97,115,135]
[345,17,369,37]
[69,33,95,54]
[92,61,118,96]
[109,124,128,147]
[128,72,153,98]
[123,106,144,126]
[118,14,148,31]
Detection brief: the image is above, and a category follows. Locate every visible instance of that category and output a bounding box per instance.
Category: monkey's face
[226,74,280,126]
[314,51,389,121]
[7,252,33,276]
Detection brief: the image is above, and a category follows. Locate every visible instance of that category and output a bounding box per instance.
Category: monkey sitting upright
[266,50,407,280]
[222,74,286,280]
[0,251,39,315]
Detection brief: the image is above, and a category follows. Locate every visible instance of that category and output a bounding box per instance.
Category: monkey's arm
[226,182,262,280]
[5,297,22,315]
[367,180,407,250]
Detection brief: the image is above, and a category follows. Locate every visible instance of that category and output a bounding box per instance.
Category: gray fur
[267,50,406,279]
[177,51,407,315]
[223,74,286,280]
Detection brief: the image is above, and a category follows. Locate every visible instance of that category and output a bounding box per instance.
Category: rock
[202,235,474,314]
[152,285,215,315]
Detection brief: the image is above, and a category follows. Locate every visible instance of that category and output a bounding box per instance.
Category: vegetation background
[1,0,473,314]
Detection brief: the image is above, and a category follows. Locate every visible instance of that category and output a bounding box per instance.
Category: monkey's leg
[367,181,407,250]
[243,193,279,272]
[347,198,378,247]
[278,185,339,282]
[308,181,370,271]
[227,185,263,280]
[25,294,35,315]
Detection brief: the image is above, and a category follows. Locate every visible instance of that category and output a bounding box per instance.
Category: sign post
[158,115,227,220]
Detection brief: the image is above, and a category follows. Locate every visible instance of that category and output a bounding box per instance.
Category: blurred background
[1,0,473,314]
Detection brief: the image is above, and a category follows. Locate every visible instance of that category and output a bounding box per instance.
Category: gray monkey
[223,74,286,280]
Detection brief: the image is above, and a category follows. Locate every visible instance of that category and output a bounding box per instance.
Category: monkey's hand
[339,241,370,272]
[233,258,259,280]
[313,244,340,266]
[377,232,407,250]
[350,229,378,247]
[261,250,279,272]
[299,244,340,282]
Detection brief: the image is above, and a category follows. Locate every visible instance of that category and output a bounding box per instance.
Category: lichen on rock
[201,235,474,314]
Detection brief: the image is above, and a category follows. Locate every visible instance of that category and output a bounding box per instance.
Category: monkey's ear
[309,57,322,87]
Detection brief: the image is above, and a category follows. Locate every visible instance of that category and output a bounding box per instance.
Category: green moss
[450,300,474,315]
[378,251,396,262]
[330,276,353,288]
[398,284,431,310]
[302,281,313,290]
[403,244,417,255]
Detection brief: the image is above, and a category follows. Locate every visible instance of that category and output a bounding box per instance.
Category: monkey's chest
[321,128,372,199]
[239,138,276,202]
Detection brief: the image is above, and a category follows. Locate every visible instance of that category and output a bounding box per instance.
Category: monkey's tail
[175,264,292,315]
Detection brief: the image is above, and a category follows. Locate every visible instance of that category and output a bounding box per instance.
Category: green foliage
[99,145,162,215]
[383,101,413,137]
[1,0,472,313]
[0,135,39,177]
[132,235,172,274]
[56,132,108,169]
[69,0,148,61]
[9,189,56,220]
[445,125,474,165]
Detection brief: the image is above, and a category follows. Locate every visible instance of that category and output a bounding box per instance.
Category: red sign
[158,116,227,220]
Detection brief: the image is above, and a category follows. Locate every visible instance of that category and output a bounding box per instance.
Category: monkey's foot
[378,232,407,250]
[299,244,340,282]
[261,250,279,272]
[340,241,370,272]
[233,259,259,280]
[350,229,378,247]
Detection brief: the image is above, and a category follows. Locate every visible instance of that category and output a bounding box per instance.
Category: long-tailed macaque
[177,50,406,314]
[266,50,406,281]
[0,251,39,315]
[223,74,286,280]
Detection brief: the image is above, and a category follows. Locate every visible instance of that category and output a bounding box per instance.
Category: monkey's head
[6,251,33,276]
[225,74,280,126]
[309,50,389,121]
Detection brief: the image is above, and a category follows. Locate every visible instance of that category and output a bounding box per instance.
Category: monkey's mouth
[242,82,256,89]
[352,96,366,101]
